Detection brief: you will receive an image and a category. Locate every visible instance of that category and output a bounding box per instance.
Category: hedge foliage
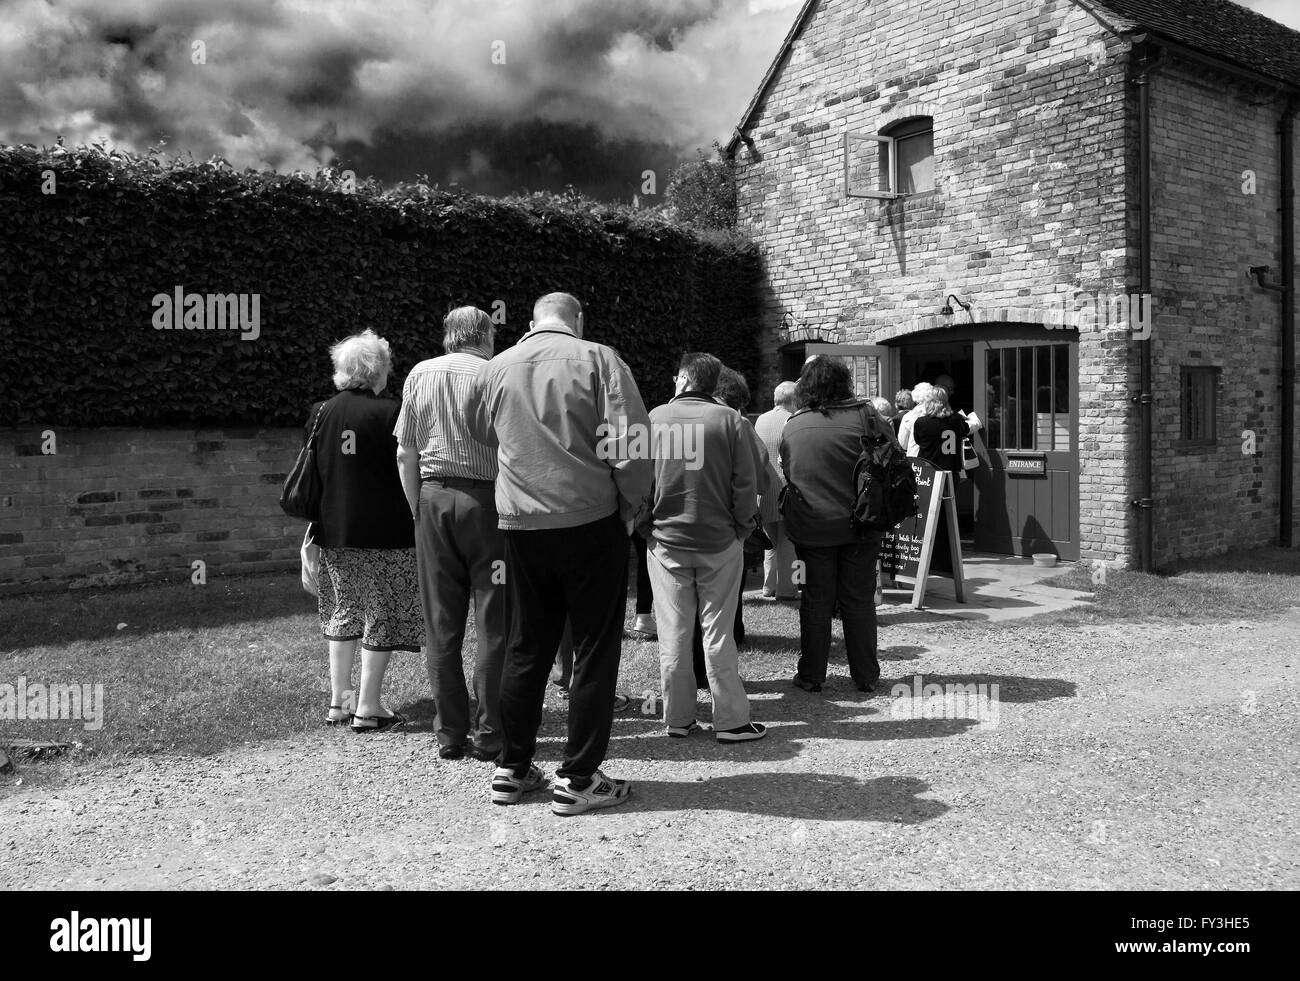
[0,144,761,428]
[664,144,738,230]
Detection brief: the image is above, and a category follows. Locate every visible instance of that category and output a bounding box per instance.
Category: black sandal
[325,706,353,727]
[349,711,407,734]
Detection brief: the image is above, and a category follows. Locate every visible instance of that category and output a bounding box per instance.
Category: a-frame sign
[881,459,966,609]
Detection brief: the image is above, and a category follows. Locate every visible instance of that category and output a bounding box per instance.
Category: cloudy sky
[1,0,1296,202]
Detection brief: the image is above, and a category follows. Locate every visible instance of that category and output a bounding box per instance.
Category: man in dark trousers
[471,292,653,816]
[395,306,504,762]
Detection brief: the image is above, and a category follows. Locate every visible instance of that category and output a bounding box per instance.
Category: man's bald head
[773,381,797,409]
[532,292,583,336]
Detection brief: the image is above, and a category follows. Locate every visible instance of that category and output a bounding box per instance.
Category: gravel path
[3,605,1297,890]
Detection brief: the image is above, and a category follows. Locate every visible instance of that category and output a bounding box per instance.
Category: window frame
[844,131,898,200]
[845,117,934,200]
[1179,365,1219,447]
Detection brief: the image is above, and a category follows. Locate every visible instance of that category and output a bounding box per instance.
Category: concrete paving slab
[876,551,1094,623]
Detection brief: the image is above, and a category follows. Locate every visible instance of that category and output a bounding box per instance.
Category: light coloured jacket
[753,405,791,524]
[898,404,926,457]
[470,326,654,531]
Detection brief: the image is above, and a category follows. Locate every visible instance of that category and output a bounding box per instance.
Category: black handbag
[280,402,326,521]
[743,517,774,568]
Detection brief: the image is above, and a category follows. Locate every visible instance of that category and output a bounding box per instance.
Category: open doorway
[895,339,977,539]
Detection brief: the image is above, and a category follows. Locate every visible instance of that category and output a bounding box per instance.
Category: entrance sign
[1005,452,1047,477]
[881,459,965,609]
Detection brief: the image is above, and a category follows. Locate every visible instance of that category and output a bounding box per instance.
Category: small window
[1181,367,1218,443]
[845,116,934,199]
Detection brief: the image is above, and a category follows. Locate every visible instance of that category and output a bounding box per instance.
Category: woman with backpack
[779,356,901,694]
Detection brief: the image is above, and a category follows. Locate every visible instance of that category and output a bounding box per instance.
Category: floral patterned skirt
[318,547,424,652]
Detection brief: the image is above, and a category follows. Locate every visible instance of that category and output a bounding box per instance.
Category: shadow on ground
[609,772,949,823]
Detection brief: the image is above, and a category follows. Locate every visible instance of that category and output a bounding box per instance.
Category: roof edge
[725,0,820,156]
[1123,27,1300,92]
[724,0,1300,159]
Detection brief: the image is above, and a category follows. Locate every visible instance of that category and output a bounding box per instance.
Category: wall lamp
[940,294,975,321]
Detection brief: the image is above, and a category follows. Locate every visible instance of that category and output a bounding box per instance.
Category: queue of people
[301,292,939,816]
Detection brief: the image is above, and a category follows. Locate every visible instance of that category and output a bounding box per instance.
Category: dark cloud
[334,118,682,200]
[0,0,799,200]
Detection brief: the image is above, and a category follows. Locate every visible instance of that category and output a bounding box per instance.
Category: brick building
[726,0,1300,569]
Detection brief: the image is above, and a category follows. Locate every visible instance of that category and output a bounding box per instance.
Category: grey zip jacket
[470,325,654,531]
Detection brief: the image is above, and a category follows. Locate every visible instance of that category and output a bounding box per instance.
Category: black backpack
[851,406,917,533]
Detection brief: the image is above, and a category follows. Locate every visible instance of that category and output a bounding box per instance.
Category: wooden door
[971,339,1079,560]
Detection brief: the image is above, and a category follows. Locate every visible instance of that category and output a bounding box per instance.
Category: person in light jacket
[470,292,653,816]
[755,381,799,600]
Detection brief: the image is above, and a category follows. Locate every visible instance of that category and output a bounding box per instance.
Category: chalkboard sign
[881,459,936,579]
[880,459,965,609]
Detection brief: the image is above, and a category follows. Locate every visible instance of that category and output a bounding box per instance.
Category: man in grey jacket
[640,353,766,743]
[470,292,654,816]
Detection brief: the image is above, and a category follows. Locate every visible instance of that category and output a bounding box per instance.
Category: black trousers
[552,532,651,690]
[793,537,881,689]
[633,533,653,616]
[415,479,505,753]
[499,512,628,780]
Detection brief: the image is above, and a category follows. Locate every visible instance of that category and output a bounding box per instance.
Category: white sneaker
[630,613,657,639]
[491,764,548,805]
[551,769,632,816]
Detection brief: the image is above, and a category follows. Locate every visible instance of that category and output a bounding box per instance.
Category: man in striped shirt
[395,306,503,763]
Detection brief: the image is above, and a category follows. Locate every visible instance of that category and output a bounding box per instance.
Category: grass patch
[0,573,786,759]
[1029,546,1300,625]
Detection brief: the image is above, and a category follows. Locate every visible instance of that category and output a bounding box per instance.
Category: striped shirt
[393,351,498,480]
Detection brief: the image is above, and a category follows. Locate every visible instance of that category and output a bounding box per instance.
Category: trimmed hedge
[0,144,761,427]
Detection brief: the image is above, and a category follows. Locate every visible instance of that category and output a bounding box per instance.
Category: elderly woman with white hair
[896,381,934,456]
[910,385,970,575]
[309,329,423,733]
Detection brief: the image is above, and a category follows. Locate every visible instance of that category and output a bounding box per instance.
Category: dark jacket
[307,389,414,549]
[912,413,970,475]
[643,392,758,552]
[780,398,897,547]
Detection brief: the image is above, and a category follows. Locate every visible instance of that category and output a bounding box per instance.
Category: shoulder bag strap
[305,400,327,448]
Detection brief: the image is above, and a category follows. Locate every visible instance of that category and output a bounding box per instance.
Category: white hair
[331,329,392,391]
[911,381,934,404]
[871,396,895,418]
[919,385,953,418]
[773,381,798,409]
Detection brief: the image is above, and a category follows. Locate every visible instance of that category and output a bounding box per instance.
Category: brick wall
[733,0,1298,566]
[1147,63,1300,562]
[0,428,303,594]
